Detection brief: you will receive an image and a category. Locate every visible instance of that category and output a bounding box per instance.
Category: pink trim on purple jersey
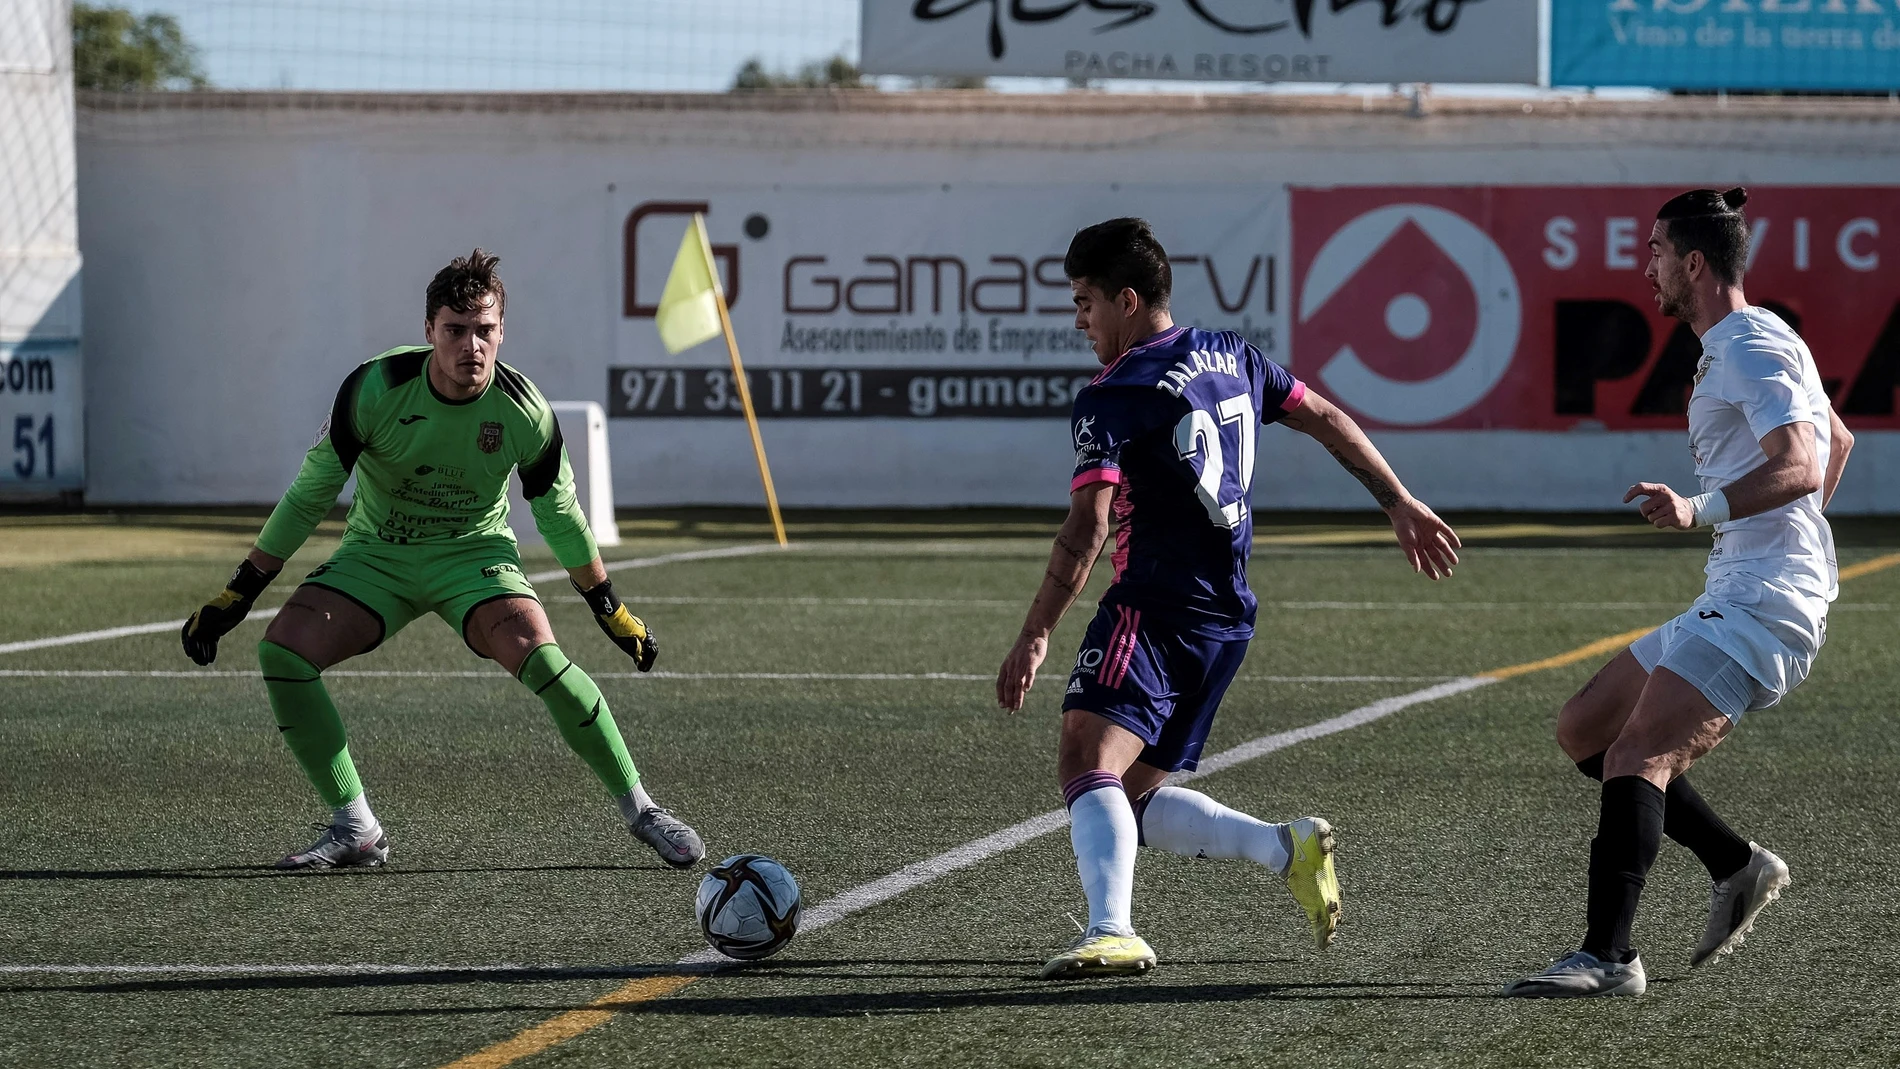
[1071,467,1123,492]
[1109,484,1133,583]
[1091,325,1186,385]
[1282,378,1308,415]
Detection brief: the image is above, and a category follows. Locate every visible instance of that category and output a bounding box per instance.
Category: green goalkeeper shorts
[299,534,541,655]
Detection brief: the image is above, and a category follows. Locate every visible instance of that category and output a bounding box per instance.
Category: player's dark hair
[1064,218,1172,310]
[1656,187,1749,286]
[426,248,506,323]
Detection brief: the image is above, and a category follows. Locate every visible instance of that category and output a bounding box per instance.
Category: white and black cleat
[276,824,390,871]
[630,807,705,869]
[1502,950,1647,998]
[1691,843,1792,968]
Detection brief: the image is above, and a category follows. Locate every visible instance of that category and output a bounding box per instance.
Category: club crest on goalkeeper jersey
[255,346,598,569]
[1068,326,1306,640]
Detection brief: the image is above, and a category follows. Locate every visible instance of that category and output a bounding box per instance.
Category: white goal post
[507,400,620,550]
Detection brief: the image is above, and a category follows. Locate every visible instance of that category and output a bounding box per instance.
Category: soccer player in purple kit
[997,218,1462,978]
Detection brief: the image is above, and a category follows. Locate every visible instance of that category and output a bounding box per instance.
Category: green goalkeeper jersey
[256,346,598,569]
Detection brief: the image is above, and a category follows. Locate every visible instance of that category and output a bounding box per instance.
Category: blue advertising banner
[1551,0,1900,91]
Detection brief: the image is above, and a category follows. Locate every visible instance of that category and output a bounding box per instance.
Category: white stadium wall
[74,93,1900,511]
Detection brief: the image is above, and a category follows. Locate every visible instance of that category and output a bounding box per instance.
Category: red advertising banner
[1289,187,1900,431]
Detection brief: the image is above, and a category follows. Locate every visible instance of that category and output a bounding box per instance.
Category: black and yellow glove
[181,558,279,666]
[576,578,658,672]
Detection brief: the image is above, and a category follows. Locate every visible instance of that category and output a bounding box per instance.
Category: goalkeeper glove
[575,578,658,672]
[182,558,279,666]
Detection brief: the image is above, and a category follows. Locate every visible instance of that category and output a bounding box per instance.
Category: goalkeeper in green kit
[181,249,705,871]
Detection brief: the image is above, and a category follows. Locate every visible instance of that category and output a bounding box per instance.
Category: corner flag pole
[694,214,788,547]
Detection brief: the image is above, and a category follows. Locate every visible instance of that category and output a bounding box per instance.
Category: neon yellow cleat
[1283,816,1341,949]
[1039,932,1157,980]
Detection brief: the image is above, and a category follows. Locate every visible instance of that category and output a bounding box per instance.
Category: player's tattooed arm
[1281,387,1461,579]
[1325,444,1404,510]
[997,482,1114,712]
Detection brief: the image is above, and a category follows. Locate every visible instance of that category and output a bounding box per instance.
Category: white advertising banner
[612,186,1284,423]
[860,0,1541,84]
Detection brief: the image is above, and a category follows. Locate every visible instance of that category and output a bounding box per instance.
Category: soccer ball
[695,854,802,960]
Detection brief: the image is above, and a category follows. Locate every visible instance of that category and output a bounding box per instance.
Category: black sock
[1582,775,1665,963]
[1663,776,1753,881]
[1576,752,1751,881]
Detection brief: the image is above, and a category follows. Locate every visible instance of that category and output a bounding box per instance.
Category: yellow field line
[1839,552,1900,583]
[439,975,699,1069]
[437,547,1900,1068]
[1478,627,1660,681]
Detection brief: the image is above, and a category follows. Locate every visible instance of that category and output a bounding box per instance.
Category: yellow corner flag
[655,219,724,355]
[652,215,788,546]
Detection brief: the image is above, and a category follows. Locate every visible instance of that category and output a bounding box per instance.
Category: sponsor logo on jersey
[1072,646,1105,675]
[1694,354,1712,386]
[1699,609,1724,620]
[477,421,504,454]
[398,414,428,425]
[481,562,522,579]
[1072,414,1097,448]
[415,465,434,475]
[311,416,330,448]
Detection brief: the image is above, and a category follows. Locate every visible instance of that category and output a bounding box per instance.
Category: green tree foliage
[732,54,865,91]
[72,3,208,91]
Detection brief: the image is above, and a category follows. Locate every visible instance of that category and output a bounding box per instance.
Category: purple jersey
[1069,326,1305,639]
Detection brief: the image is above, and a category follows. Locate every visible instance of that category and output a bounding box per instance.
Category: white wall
[74,93,1900,510]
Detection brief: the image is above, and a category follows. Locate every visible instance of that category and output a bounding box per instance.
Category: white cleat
[1691,843,1792,968]
[1502,950,1647,998]
[276,824,390,870]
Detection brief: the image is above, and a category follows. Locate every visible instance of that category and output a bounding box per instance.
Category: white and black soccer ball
[694,854,801,960]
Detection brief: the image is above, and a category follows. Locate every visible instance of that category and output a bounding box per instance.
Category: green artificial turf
[1,511,1896,1068]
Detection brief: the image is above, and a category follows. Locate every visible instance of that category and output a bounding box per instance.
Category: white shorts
[1629,572,1828,722]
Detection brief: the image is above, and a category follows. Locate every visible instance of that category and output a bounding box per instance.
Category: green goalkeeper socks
[258,640,364,808]
[517,643,640,797]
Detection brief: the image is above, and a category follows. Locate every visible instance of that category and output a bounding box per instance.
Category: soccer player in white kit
[1506,188,1856,998]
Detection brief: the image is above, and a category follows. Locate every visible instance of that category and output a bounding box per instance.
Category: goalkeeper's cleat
[276,824,390,871]
[1039,931,1157,980]
[1502,950,1646,998]
[1690,843,1791,968]
[631,807,704,869]
[1282,816,1341,949]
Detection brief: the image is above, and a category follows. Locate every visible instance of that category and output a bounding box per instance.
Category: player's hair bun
[1721,187,1749,210]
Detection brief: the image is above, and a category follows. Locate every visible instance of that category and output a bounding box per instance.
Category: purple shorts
[1060,602,1250,773]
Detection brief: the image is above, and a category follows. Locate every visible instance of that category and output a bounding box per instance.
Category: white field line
[677,675,1497,964]
[0,669,1451,684]
[0,609,284,656]
[3,674,1494,979]
[0,544,793,658]
[0,962,602,976]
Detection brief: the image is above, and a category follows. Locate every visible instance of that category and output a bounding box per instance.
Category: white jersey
[1690,307,1837,602]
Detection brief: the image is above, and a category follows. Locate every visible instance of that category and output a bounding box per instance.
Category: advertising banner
[860,0,1540,85]
[0,339,84,494]
[613,186,1286,421]
[1289,186,1900,432]
[1551,0,1900,91]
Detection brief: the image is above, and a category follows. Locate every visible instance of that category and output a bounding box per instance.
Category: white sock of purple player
[1134,785,1291,874]
[1063,770,1138,938]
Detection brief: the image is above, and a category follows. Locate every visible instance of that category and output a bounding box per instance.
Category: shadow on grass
[0,863,663,882]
